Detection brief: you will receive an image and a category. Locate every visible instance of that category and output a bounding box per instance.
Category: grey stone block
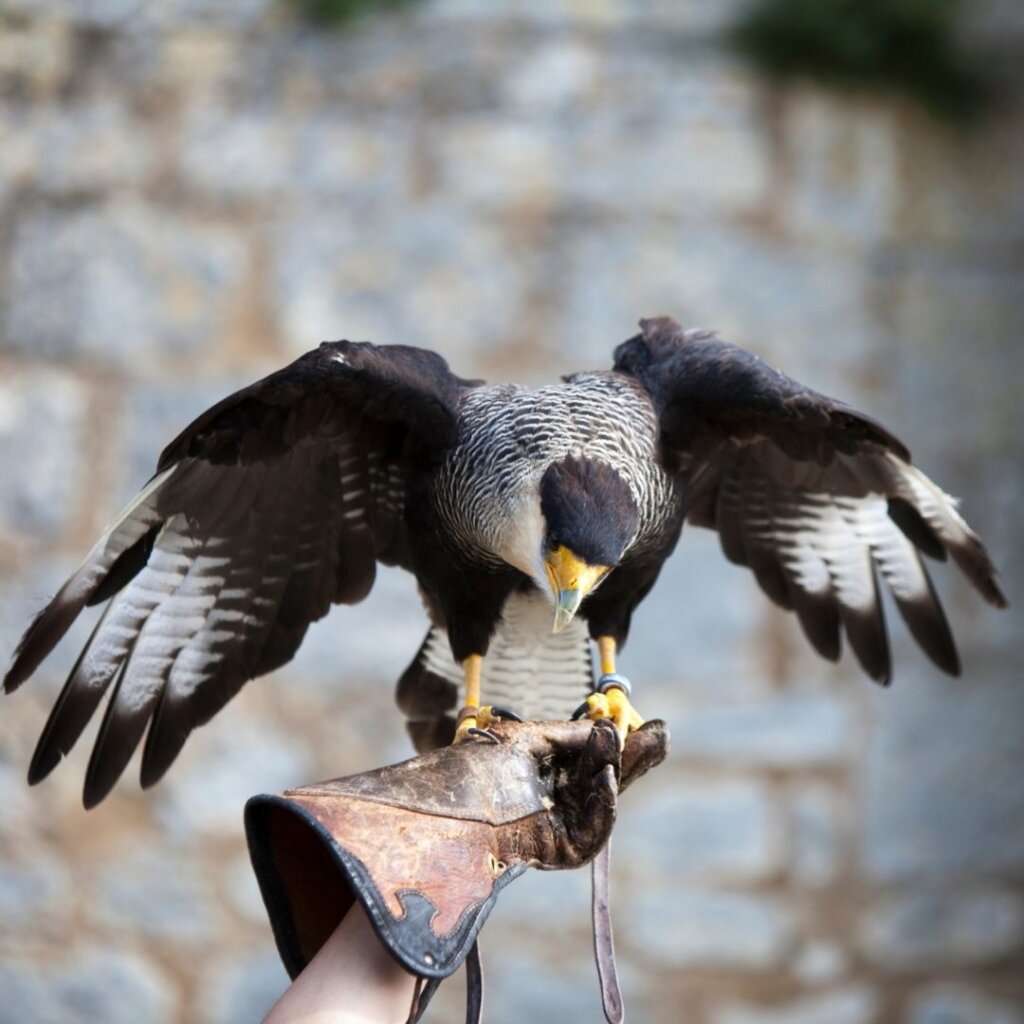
[610,528,769,696]
[876,260,1024,471]
[862,667,1024,881]
[432,0,749,33]
[555,221,875,392]
[196,949,290,1024]
[896,124,1024,248]
[180,104,410,202]
[222,852,271,926]
[500,38,599,115]
[616,777,783,882]
[858,888,1024,971]
[0,962,69,1024]
[0,950,177,1024]
[625,886,798,969]
[272,203,531,370]
[558,106,770,218]
[51,950,178,1024]
[0,855,72,933]
[34,98,157,195]
[0,102,41,198]
[477,944,610,1024]
[435,117,561,208]
[155,0,276,28]
[0,757,33,835]
[791,940,849,985]
[152,708,313,838]
[906,985,1024,1024]
[777,89,901,247]
[89,848,218,943]
[669,693,853,767]
[4,203,246,370]
[485,852,591,929]
[0,368,87,539]
[286,564,428,690]
[711,987,878,1024]
[789,783,843,887]
[6,0,273,28]
[178,106,295,201]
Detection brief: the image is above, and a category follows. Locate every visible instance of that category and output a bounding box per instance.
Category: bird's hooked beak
[544,546,609,633]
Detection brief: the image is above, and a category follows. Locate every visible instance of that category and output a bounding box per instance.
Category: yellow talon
[586,692,611,721]
[585,687,644,738]
[606,686,645,734]
[455,704,496,741]
[589,637,643,737]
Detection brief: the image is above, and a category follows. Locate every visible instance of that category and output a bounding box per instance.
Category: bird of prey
[4,317,1006,807]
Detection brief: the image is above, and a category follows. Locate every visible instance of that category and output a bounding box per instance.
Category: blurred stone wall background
[0,1,1022,1022]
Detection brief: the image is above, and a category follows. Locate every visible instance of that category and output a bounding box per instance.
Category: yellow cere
[545,545,609,598]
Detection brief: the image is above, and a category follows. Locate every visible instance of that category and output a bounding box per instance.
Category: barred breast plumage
[432,372,682,568]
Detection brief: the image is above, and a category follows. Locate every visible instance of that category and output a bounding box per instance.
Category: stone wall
[0,2,1022,1022]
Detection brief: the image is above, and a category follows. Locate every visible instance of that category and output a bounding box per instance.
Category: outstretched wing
[5,341,472,806]
[614,317,1006,683]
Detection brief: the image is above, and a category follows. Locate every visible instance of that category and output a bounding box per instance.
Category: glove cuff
[245,791,525,980]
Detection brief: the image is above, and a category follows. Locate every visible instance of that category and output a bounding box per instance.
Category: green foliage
[287,0,422,29]
[729,0,991,123]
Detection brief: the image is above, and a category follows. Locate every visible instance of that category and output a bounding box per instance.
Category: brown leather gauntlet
[245,718,667,1015]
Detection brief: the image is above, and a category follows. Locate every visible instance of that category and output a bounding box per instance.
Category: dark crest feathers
[540,456,639,567]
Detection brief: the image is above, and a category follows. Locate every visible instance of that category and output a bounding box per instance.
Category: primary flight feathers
[5,317,1005,807]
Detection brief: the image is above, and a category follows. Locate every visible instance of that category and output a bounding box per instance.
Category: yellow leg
[586,636,644,737]
[455,654,493,741]
[465,653,482,710]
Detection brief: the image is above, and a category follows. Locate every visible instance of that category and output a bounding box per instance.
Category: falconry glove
[245,716,668,1023]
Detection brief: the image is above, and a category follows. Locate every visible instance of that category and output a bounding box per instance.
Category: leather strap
[465,940,484,1024]
[406,940,484,1024]
[592,839,624,1024]
[406,977,428,1024]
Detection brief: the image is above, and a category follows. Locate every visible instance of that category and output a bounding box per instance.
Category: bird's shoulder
[453,372,655,439]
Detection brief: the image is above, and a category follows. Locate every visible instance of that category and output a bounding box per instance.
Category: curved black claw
[571,699,592,721]
[488,705,524,722]
[466,727,500,744]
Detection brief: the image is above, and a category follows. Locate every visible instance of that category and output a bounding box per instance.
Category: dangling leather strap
[406,940,484,1024]
[406,977,428,1024]
[465,940,484,1024]
[592,840,624,1024]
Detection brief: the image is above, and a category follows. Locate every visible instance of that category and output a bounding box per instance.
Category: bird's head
[537,455,639,633]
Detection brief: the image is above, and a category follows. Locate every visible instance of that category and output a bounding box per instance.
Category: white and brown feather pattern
[22,444,366,806]
[7,342,458,806]
[694,440,1000,682]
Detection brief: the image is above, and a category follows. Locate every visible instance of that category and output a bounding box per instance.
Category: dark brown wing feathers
[6,341,467,806]
[615,316,911,464]
[616,316,1005,684]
